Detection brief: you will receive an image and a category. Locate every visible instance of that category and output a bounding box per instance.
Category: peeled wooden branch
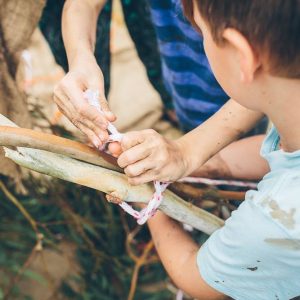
[0,126,121,172]
[0,114,224,234]
[171,182,246,201]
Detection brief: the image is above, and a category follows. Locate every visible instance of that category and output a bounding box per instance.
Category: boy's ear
[223,28,261,83]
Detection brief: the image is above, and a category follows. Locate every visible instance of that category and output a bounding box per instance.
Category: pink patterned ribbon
[85,89,168,224]
[119,181,169,225]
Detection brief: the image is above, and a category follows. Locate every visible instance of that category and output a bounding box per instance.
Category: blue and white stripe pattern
[148,0,229,131]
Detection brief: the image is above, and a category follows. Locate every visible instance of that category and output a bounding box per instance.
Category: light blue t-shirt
[198,126,300,300]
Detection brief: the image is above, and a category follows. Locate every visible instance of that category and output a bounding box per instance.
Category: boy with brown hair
[109,1,300,299]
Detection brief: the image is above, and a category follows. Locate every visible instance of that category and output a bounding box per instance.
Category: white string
[84,89,168,225]
[84,89,123,142]
[179,176,257,189]
[176,289,184,300]
[21,50,33,92]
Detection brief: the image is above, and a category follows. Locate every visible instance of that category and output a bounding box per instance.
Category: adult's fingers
[124,159,153,178]
[108,142,122,157]
[54,88,105,143]
[82,117,109,143]
[86,64,116,122]
[120,130,150,152]
[86,83,116,122]
[127,170,159,186]
[53,86,73,114]
[61,79,86,107]
[117,142,151,168]
[79,104,109,129]
[61,80,107,127]
[53,92,80,129]
[75,121,102,149]
[98,93,116,122]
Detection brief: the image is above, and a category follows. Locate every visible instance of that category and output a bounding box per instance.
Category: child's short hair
[182,0,300,79]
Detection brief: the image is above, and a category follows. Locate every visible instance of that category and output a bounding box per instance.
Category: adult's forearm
[178,99,264,176]
[62,0,107,68]
[57,0,115,149]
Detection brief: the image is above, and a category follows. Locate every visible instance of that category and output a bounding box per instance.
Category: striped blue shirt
[148,0,229,131]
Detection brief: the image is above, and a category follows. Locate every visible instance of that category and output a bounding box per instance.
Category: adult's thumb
[99,96,116,122]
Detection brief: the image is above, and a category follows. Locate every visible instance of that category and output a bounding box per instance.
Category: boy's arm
[175,99,263,174]
[53,0,116,149]
[147,212,227,300]
[192,134,269,180]
[116,99,264,185]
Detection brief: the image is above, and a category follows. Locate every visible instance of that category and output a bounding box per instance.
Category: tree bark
[0,0,45,186]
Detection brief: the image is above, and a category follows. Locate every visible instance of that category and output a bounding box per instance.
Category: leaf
[22,269,47,285]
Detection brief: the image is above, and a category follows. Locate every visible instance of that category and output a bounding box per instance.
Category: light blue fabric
[198,126,300,300]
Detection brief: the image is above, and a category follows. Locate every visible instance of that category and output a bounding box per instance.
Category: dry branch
[0,114,224,234]
[171,182,246,201]
[0,126,121,172]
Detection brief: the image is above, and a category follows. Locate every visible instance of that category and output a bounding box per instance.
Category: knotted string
[119,181,169,225]
[84,89,123,143]
[84,89,169,225]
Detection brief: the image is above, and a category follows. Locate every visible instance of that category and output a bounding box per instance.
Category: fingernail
[98,144,105,151]
[99,133,108,142]
[92,138,100,149]
[101,122,108,130]
[105,111,115,119]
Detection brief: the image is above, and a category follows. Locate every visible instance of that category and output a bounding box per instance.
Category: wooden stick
[4,147,224,234]
[0,126,121,172]
[171,182,246,201]
[0,114,224,234]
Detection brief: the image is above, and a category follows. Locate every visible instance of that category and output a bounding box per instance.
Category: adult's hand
[115,129,191,185]
[53,51,116,149]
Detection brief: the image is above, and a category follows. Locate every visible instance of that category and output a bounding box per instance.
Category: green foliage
[0,177,173,300]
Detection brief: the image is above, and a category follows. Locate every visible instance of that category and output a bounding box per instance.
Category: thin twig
[4,239,42,298]
[171,182,246,201]
[127,240,155,300]
[0,180,39,235]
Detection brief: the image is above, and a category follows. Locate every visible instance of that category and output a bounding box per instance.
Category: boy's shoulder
[249,169,300,238]
[252,126,300,237]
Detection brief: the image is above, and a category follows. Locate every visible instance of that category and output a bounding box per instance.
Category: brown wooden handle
[0,126,123,173]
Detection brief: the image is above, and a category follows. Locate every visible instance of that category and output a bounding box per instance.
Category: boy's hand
[53,51,116,149]
[113,129,189,185]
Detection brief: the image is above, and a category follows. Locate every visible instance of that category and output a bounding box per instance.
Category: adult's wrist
[68,48,96,70]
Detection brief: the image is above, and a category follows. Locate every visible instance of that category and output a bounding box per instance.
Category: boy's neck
[261,76,300,152]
